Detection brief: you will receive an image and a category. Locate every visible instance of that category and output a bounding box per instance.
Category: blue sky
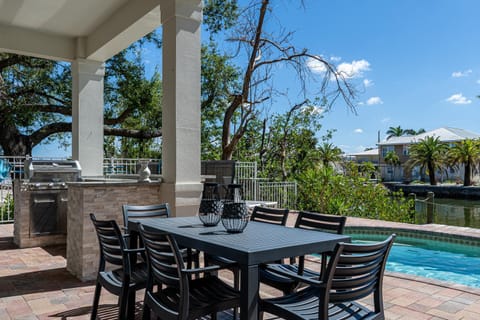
[33,0,480,157]
[276,0,480,154]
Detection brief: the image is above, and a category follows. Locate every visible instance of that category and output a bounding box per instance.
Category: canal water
[415,198,480,228]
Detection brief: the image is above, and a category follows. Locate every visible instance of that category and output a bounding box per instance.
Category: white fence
[236,162,297,209]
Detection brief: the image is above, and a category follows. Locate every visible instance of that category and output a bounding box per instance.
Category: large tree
[448,139,480,186]
[0,36,163,157]
[0,1,238,157]
[202,0,357,160]
[406,136,448,185]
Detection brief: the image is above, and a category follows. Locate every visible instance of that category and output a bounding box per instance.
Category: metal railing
[235,162,297,209]
[103,158,162,176]
[0,156,298,223]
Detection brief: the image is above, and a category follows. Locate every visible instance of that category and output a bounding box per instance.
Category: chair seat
[260,263,318,294]
[260,286,375,320]
[100,263,148,294]
[146,276,240,319]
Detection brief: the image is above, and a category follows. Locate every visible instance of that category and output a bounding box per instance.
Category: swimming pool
[351,233,480,288]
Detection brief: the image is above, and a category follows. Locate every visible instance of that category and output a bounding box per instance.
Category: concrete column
[71,59,105,177]
[160,0,203,216]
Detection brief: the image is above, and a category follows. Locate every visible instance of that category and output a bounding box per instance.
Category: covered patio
[1,0,207,282]
[1,218,480,319]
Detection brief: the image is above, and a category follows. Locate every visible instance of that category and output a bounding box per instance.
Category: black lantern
[221,184,249,233]
[198,183,222,226]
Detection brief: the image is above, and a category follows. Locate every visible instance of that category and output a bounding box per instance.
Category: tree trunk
[427,162,436,185]
[464,162,471,186]
[0,122,32,156]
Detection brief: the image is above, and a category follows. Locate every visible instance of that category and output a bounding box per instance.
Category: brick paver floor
[1,217,480,319]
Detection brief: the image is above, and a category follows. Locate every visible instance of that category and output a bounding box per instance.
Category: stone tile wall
[66,182,162,281]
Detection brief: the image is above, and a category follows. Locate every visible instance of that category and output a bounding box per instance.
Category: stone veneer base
[66,181,163,281]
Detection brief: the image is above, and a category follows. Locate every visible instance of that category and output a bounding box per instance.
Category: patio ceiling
[0,0,161,62]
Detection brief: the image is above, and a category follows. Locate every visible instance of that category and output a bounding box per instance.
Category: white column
[160,0,203,216]
[71,59,105,177]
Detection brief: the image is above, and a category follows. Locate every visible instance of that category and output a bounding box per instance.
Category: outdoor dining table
[128,215,351,320]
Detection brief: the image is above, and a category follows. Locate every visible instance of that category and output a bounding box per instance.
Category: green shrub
[296,165,414,223]
[0,193,14,222]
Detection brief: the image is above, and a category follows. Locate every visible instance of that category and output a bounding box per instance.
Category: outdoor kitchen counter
[68,175,163,186]
[66,178,164,281]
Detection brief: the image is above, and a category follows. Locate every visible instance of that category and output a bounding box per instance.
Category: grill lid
[24,159,82,182]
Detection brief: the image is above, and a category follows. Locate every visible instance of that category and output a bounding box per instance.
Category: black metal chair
[122,203,200,269]
[250,206,290,226]
[259,211,347,295]
[138,223,241,320]
[122,203,170,228]
[259,234,396,320]
[89,213,147,320]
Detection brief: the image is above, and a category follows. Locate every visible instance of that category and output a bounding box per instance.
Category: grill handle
[33,199,56,204]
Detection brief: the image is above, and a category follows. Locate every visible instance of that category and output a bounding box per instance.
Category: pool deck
[1,217,480,319]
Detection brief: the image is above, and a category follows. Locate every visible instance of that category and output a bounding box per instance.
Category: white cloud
[306,57,328,73]
[301,105,325,115]
[477,79,480,84]
[452,69,472,78]
[354,128,363,134]
[307,57,371,80]
[446,93,472,104]
[381,117,391,123]
[363,79,373,87]
[336,59,370,78]
[366,96,383,105]
[330,56,342,62]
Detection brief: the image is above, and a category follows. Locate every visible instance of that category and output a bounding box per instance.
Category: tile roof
[378,127,480,146]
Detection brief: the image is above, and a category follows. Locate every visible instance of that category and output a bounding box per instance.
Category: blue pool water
[351,234,480,288]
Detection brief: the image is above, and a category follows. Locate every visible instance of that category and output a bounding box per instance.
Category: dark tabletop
[129,216,351,266]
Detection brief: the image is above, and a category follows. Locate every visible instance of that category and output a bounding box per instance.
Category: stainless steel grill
[25,159,81,190]
[23,159,81,236]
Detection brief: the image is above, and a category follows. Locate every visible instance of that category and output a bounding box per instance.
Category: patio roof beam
[84,0,161,61]
[0,24,75,61]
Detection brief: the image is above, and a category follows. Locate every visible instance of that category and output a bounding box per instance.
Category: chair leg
[90,281,102,320]
[118,287,129,320]
[127,290,136,319]
[232,269,240,320]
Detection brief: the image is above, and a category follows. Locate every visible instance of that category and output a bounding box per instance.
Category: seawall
[384,183,480,200]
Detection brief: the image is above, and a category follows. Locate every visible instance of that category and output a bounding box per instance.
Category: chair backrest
[90,213,130,272]
[295,211,346,234]
[201,160,236,185]
[139,224,189,319]
[321,234,396,318]
[250,206,289,226]
[122,203,170,230]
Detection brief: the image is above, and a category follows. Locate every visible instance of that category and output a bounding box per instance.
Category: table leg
[240,264,259,320]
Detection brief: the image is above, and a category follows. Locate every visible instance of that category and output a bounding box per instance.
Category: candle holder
[221,200,249,233]
[198,199,222,226]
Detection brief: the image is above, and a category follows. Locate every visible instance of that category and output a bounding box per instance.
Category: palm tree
[317,142,342,168]
[404,128,426,135]
[387,126,426,140]
[384,151,400,180]
[406,136,448,185]
[386,126,405,140]
[448,139,480,186]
